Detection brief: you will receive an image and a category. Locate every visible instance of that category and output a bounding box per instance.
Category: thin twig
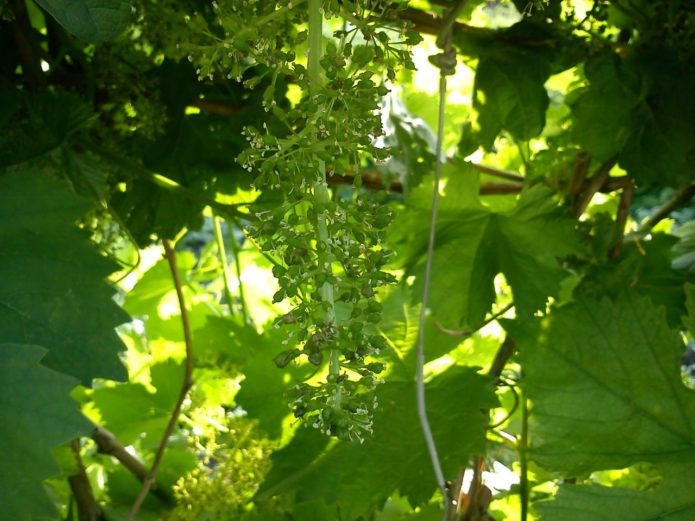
[126,240,194,520]
[639,182,695,233]
[434,302,514,338]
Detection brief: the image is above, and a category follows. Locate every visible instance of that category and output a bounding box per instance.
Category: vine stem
[417,40,452,521]
[126,240,194,521]
[308,0,341,392]
[227,221,249,323]
[519,391,529,521]
[213,214,236,315]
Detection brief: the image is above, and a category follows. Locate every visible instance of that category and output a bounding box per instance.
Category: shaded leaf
[0,170,128,384]
[0,343,91,521]
[0,89,92,167]
[35,0,131,43]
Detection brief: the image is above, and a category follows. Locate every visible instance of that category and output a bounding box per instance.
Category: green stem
[520,392,529,521]
[308,0,341,394]
[213,214,235,316]
[227,221,249,324]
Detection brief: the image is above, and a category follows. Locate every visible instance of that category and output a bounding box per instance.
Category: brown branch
[191,99,241,116]
[572,156,618,217]
[92,425,174,504]
[68,440,105,521]
[639,182,695,233]
[92,426,147,481]
[434,302,514,338]
[328,171,522,196]
[569,151,590,204]
[609,178,634,258]
[469,162,524,183]
[479,181,522,195]
[398,6,494,39]
[126,240,194,521]
[488,336,517,380]
[461,455,493,521]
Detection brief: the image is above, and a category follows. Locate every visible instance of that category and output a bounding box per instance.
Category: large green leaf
[508,292,695,475]
[0,343,91,521]
[34,0,131,43]
[256,366,496,519]
[393,178,581,328]
[0,170,128,384]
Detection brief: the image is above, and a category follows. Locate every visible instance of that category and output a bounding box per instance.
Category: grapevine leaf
[394,179,581,328]
[256,366,496,518]
[34,0,131,43]
[507,292,695,475]
[536,459,695,521]
[0,343,91,521]
[0,170,128,384]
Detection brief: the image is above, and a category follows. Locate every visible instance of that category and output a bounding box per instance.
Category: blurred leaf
[0,170,127,384]
[0,343,91,521]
